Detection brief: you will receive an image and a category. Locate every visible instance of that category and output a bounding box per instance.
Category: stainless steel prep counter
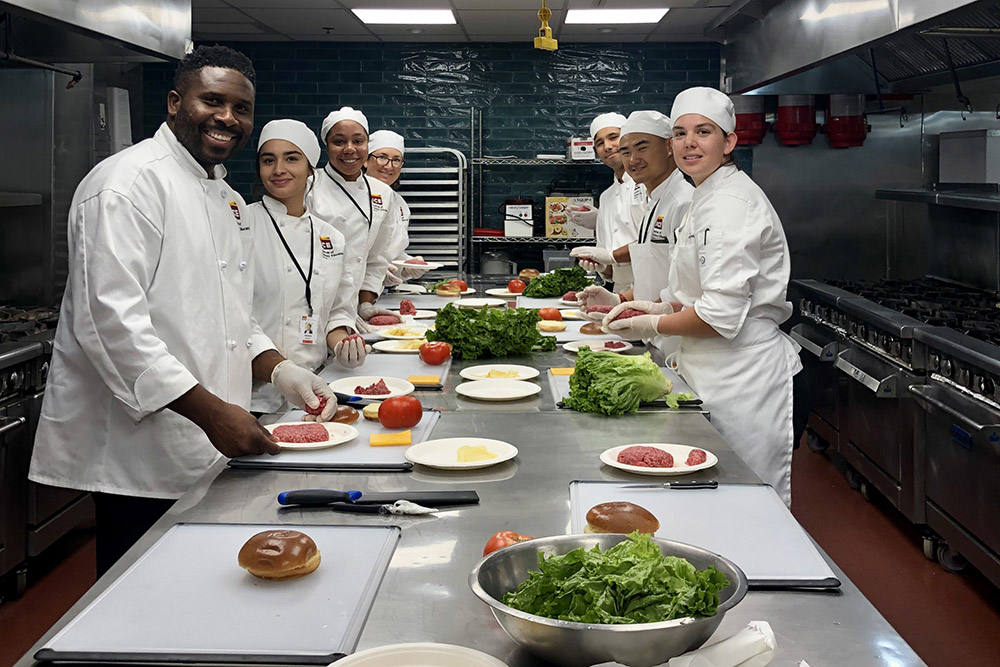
[17,351,924,666]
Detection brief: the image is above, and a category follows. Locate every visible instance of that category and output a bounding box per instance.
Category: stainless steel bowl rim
[468,534,748,633]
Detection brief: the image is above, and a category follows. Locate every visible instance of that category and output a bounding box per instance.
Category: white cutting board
[548,366,696,404]
[515,295,567,309]
[236,411,439,466]
[569,482,839,588]
[320,353,453,387]
[377,293,454,310]
[39,524,400,663]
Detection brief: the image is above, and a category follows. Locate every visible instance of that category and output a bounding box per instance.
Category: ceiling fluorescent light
[352,9,456,25]
[565,9,669,25]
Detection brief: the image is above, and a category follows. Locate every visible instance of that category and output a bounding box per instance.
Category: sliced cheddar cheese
[408,375,441,386]
[550,367,575,376]
[370,430,412,447]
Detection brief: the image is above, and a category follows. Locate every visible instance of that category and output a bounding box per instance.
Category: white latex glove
[270,360,337,421]
[577,285,621,320]
[358,301,396,322]
[570,245,615,267]
[579,258,606,274]
[606,300,675,319]
[567,204,599,230]
[603,313,661,340]
[333,333,370,369]
[354,316,372,334]
[399,256,430,280]
[383,263,405,287]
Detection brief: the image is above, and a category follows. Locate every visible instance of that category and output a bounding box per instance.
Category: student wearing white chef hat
[603,87,802,506]
[308,106,400,331]
[567,112,645,291]
[248,119,368,413]
[361,130,430,286]
[576,109,694,362]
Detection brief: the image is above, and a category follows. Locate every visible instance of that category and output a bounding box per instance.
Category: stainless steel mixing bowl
[469,534,748,667]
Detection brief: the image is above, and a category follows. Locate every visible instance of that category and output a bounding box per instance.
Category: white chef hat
[619,110,672,139]
[320,106,369,142]
[670,87,736,134]
[258,119,322,167]
[368,130,405,155]
[589,112,628,140]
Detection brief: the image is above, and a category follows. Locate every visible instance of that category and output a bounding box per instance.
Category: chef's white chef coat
[595,172,645,289]
[249,196,355,413]
[29,123,275,499]
[381,194,412,264]
[666,164,801,506]
[308,166,398,299]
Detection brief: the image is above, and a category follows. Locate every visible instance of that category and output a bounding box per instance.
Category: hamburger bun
[580,322,605,335]
[519,268,540,282]
[362,403,381,421]
[584,502,660,535]
[238,530,321,580]
[537,320,567,332]
[332,405,359,424]
[436,283,461,297]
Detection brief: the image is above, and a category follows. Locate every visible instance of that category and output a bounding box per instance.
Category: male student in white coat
[29,46,338,576]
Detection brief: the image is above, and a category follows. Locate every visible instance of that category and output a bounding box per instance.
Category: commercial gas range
[791,277,1000,586]
[0,306,92,598]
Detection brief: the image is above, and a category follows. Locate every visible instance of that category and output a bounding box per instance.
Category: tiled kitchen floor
[2,444,999,666]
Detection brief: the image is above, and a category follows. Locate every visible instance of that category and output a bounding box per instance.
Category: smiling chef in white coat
[28,46,338,576]
[603,88,801,506]
[249,119,366,414]
[308,107,399,329]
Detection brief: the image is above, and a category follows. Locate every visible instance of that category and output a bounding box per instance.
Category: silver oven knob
[929,353,940,371]
[958,367,971,387]
[940,358,953,377]
[40,360,49,384]
[8,370,23,391]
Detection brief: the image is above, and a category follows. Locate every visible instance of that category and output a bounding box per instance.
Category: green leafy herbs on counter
[425,304,557,360]
[521,266,594,298]
[502,532,730,624]
[563,348,672,415]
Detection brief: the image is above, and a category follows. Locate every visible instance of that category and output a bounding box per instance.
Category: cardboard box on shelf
[545,195,594,238]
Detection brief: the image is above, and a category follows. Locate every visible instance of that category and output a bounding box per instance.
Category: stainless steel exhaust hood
[1,0,190,63]
[724,0,999,94]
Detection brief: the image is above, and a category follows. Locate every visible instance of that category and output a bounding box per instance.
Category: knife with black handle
[277,489,480,507]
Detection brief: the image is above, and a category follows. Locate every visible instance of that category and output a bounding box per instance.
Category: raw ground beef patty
[686,448,708,466]
[617,445,674,468]
[273,423,329,443]
[399,300,417,315]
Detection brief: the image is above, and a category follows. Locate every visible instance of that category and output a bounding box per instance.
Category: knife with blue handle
[277,489,362,506]
[277,489,480,507]
[622,480,718,489]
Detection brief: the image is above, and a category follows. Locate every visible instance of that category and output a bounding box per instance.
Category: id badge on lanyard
[299,314,318,345]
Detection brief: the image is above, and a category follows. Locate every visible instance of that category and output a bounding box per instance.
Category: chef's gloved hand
[603,300,672,340]
[605,299,675,321]
[270,359,337,421]
[399,256,430,280]
[570,246,614,272]
[567,204,599,230]
[333,333,370,369]
[577,285,621,320]
[358,301,396,322]
[383,264,405,287]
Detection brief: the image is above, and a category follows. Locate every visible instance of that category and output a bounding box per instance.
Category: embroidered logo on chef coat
[632,184,646,203]
[320,235,336,259]
[228,201,241,221]
[371,193,384,210]
[650,215,667,241]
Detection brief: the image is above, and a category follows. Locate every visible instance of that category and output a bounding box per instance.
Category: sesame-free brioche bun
[584,501,660,535]
[238,530,321,580]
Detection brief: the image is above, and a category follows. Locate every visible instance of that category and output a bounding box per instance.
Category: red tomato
[483,531,534,556]
[507,279,526,294]
[377,395,423,429]
[538,307,562,321]
[419,341,452,365]
[447,278,468,291]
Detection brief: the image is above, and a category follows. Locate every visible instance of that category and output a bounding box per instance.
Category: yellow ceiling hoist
[534,0,558,51]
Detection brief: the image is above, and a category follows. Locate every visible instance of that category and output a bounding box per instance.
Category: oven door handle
[790,323,838,362]
[0,416,27,436]
[909,385,1000,434]
[835,349,897,397]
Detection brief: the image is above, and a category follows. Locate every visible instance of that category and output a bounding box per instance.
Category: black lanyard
[324,165,373,228]
[263,202,315,316]
[639,199,662,243]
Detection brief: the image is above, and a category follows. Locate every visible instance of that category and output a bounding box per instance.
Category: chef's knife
[622,480,718,489]
[277,489,362,505]
[277,489,480,507]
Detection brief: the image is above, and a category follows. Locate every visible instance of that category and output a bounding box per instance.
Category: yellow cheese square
[550,367,575,376]
[408,375,441,385]
[370,430,413,447]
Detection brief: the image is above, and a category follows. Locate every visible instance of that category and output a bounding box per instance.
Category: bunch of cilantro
[502,532,730,624]
[563,348,672,415]
[425,304,557,360]
[521,266,594,298]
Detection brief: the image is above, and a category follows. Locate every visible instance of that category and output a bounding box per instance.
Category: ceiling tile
[218,0,343,7]
[651,8,724,32]
[240,7,372,35]
[192,7,254,22]
[458,10,566,33]
[193,22,266,32]
[450,0,567,9]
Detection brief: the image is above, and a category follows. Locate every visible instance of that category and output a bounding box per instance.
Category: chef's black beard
[172,108,247,172]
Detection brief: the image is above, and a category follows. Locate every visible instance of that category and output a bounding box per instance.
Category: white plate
[375,326,430,340]
[393,259,443,270]
[560,309,584,320]
[264,422,359,451]
[372,339,426,354]
[559,297,580,306]
[562,340,634,353]
[395,309,435,320]
[599,443,718,476]
[454,298,506,309]
[484,287,521,298]
[433,287,477,297]
[459,364,540,381]
[335,642,508,667]
[455,379,541,401]
[393,284,427,294]
[328,376,415,400]
[404,437,518,470]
